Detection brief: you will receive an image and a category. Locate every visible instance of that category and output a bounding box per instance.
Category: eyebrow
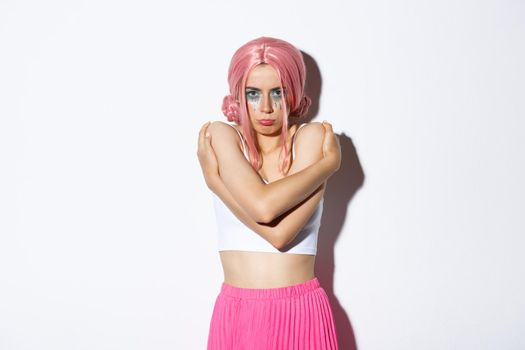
[245,86,283,91]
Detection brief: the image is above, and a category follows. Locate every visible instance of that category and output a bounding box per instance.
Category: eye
[271,89,282,97]
[245,90,260,99]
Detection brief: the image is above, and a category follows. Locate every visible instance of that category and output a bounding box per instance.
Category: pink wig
[221,36,311,174]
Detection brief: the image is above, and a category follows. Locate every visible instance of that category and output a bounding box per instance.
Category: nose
[260,93,273,114]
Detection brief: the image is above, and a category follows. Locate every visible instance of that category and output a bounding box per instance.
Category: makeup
[246,89,262,112]
[245,87,283,112]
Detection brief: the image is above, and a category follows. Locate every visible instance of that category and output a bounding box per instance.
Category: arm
[209,173,325,250]
[203,122,336,249]
[208,175,283,249]
[207,121,340,224]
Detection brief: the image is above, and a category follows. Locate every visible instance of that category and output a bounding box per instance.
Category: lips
[258,119,275,126]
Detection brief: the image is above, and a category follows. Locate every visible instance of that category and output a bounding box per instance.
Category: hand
[321,121,341,173]
[197,121,219,189]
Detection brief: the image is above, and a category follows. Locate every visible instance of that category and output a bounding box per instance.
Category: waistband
[220,277,320,299]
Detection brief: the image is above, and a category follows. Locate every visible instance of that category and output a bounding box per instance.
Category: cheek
[247,96,261,112]
[271,95,283,110]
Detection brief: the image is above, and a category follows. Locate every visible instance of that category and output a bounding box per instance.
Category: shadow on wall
[302,51,365,350]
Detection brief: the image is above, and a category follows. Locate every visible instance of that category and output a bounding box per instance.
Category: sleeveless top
[211,123,324,255]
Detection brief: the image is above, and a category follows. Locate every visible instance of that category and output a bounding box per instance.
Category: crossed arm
[209,175,325,250]
[197,121,341,250]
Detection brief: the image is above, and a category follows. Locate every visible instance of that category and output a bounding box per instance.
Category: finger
[204,124,211,146]
[201,121,210,132]
[205,124,211,138]
[205,128,212,144]
[322,120,333,133]
[203,127,213,153]
[198,122,211,150]
[198,124,205,151]
[200,121,209,134]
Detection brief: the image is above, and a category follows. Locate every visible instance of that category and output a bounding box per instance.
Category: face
[244,64,286,134]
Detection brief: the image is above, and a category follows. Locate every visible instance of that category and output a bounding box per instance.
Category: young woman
[197,37,341,349]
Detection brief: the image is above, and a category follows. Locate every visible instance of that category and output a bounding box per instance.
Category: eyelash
[245,90,282,98]
[246,91,260,99]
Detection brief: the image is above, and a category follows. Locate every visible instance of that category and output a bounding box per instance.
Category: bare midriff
[219,250,316,288]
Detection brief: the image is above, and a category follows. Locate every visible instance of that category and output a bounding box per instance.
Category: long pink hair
[221,37,311,175]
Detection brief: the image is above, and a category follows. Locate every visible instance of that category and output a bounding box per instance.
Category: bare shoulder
[294,121,324,147]
[289,122,324,172]
[207,120,237,136]
[207,121,241,143]
[296,121,324,136]
[207,121,244,155]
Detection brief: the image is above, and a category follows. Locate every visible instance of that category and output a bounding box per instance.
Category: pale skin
[197,64,341,288]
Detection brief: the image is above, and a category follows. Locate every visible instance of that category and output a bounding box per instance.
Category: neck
[255,132,282,155]
[254,123,298,155]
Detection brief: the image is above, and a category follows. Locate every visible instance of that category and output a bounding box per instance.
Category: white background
[1,0,524,349]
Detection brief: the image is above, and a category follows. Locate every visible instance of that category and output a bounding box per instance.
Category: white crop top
[211,122,324,255]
